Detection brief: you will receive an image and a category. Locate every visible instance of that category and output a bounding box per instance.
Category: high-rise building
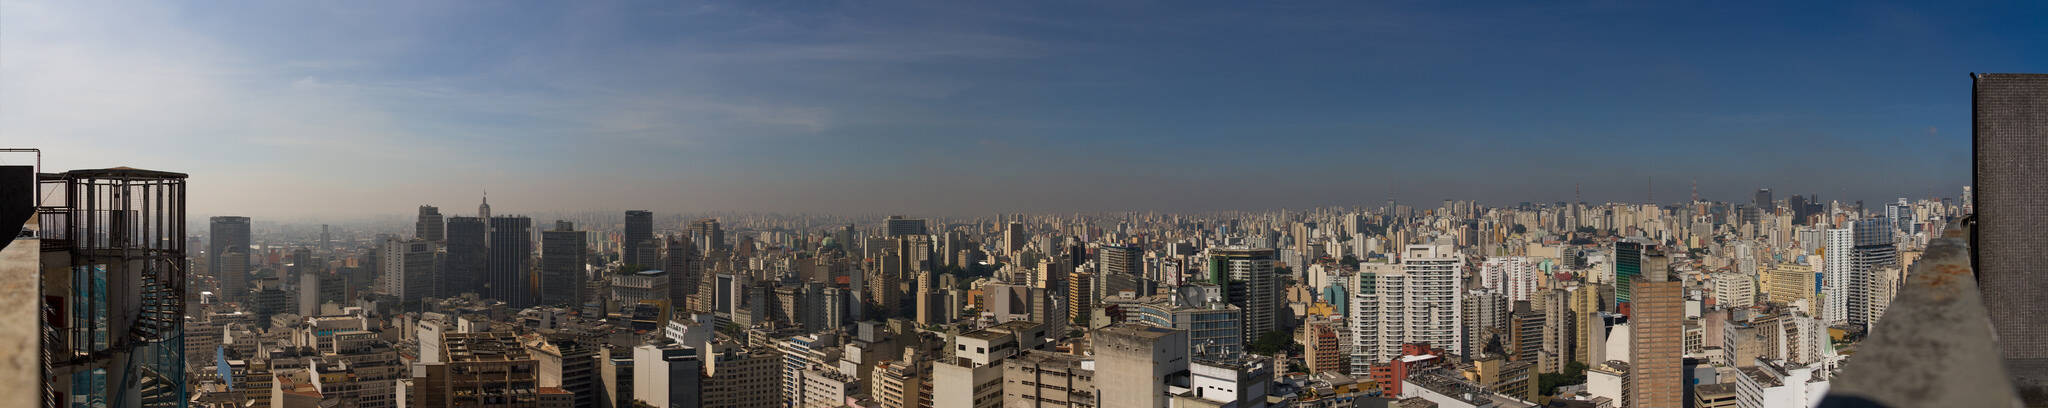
[412,332,540,407]
[1351,245,1464,366]
[210,215,252,300]
[665,235,699,307]
[884,215,927,237]
[1481,256,1539,302]
[444,216,489,297]
[1003,221,1026,258]
[1099,243,1143,279]
[418,205,445,241]
[623,210,653,267]
[1207,247,1279,342]
[1755,189,1773,215]
[379,237,438,303]
[1824,218,1897,329]
[1572,283,1606,367]
[1613,241,1643,305]
[541,221,588,306]
[1629,276,1683,408]
[690,218,724,253]
[632,341,702,408]
[20,167,191,407]
[489,216,536,308]
[1299,316,1344,374]
[1094,324,1188,408]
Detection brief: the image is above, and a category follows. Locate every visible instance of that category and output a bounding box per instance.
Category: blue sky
[5,1,2034,218]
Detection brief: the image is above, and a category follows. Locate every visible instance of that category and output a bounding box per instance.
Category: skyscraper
[541,221,588,306]
[665,235,698,307]
[1754,189,1773,215]
[380,237,438,303]
[883,215,926,238]
[1613,241,1643,305]
[209,215,252,300]
[690,218,724,253]
[1629,276,1683,408]
[418,205,445,241]
[1351,245,1464,365]
[1825,218,1898,329]
[488,216,535,308]
[623,210,653,267]
[1208,247,1279,342]
[444,216,489,297]
[1098,243,1142,279]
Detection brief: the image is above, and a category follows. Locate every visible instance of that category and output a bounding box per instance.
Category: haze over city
[7,1,2033,219]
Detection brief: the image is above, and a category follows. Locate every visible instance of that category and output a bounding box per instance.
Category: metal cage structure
[38,167,188,408]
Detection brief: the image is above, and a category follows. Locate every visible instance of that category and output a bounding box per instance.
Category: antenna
[1691,179,1699,203]
[1575,183,1581,204]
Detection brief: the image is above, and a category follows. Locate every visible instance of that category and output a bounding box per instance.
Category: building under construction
[3,153,188,408]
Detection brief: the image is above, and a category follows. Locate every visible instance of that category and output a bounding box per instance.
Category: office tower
[623,210,653,266]
[1509,306,1543,363]
[1207,247,1279,341]
[218,246,251,302]
[444,216,488,297]
[541,221,588,306]
[1823,219,1897,329]
[1630,276,1683,408]
[1095,324,1188,408]
[665,235,699,307]
[1351,245,1464,366]
[1003,221,1026,257]
[884,215,927,237]
[22,167,189,407]
[210,215,252,300]
[1068,266,1095,326]
[1126,285,1243,358]
[700,345,780,408]
[633,341,702,408]
[1755,189,1773,214]
[412,332,540,407]
[1003,351,1097,407]
[1574,283,1606,367]
[418,205,445,241]
[778,334,842,407]
[379,238,438,303]
[1846,218,1897,329]
[1613,241,1643,305]
[525,336,600,408]
[489,216,536,308]
[1099,243,1142,279]
[690,218,724,253]
[1765,263,1817,309]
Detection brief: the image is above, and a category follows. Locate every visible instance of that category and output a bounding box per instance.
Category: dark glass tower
[489,216,535,308]
[444,216,488,297]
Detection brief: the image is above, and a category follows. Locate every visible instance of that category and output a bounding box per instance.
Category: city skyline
[8,1,2032,218]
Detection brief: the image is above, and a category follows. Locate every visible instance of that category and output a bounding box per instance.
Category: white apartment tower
[1351,245,1464,366]
[1481,256,1539,303]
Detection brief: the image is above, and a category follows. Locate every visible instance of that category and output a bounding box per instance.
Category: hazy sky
[6,1,2035,219]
